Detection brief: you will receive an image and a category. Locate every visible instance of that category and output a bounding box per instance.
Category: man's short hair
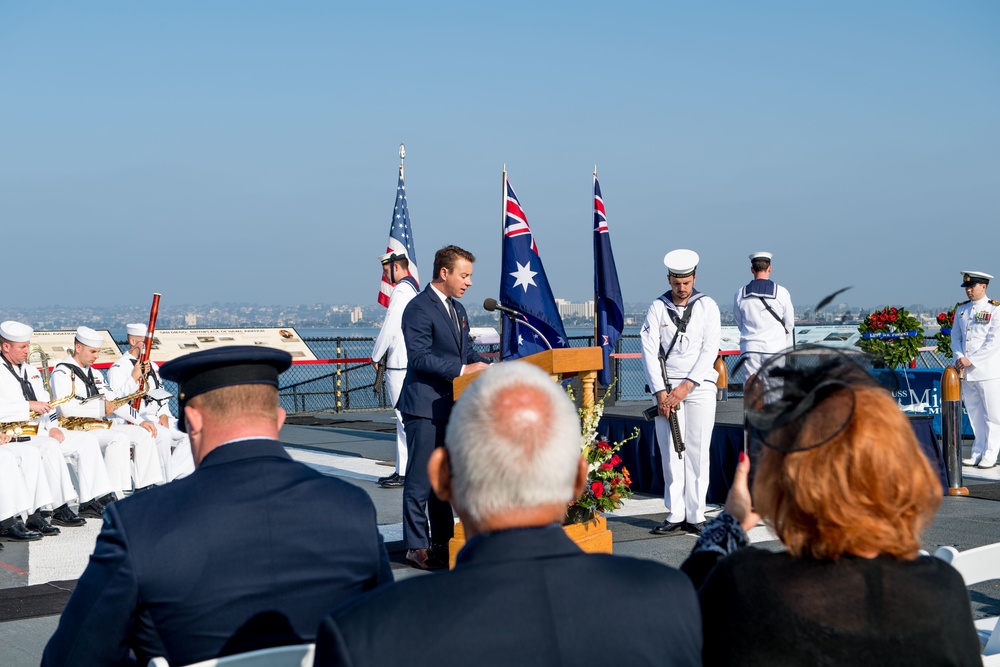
[394,257,410,271]
[189,384,279,424]
[433,245,475,279]
[444,362,581,525]
[751,258,771,273]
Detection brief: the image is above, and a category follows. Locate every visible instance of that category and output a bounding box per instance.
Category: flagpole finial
[594,164,597,176]
[399,143,405,164]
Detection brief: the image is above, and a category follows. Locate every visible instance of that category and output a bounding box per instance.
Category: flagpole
[500,165,507,353]
[593,165,599,361]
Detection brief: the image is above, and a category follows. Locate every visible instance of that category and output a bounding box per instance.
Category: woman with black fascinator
[681,347,981,666]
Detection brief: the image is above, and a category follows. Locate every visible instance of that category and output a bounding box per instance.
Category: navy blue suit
[396,286,487,548]
[42,439,392,667]
[315,526,703,667]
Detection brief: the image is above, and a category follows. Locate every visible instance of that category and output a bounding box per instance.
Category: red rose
[591,481,604,498]
[889,314,898,322]
[890,307,898,315]
[597,441,611,452]
[600,463,613,471]
[949,313,955,323]
[610,454,622,467]
[938,313,947,323]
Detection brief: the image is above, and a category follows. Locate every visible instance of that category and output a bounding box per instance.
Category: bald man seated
[315,361,702,667]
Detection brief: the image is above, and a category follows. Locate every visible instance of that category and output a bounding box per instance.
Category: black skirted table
[600,412,947,504]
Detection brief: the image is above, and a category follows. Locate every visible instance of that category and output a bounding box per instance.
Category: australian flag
[499,174,569,359]
[377,162,419,307]
[594,171,624,386]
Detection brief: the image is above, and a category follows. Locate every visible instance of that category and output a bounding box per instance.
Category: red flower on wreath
[591,481,604,498]
[937,312,948,324]
[889,313,898,322]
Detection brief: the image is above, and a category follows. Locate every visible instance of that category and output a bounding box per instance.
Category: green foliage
[855,306,924,369]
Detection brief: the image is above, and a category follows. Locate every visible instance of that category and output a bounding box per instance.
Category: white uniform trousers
[88,428,133,499]
[2,441,54,513]
[0,448,33,520]
[963,376,1000,465]
[740,351,771,379]
[24,436,77,508]
[386,368,408,474]
[55,431,114,503]
[154,425,195,482]
[654,383,717,524]
[113,424,164,489]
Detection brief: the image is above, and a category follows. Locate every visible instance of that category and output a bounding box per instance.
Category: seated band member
[49,326,163,499]
[316,362,702,667]
[0,320,113,526]
[108,323,194,483]
[43,346,392,667]
[0,434,47,542]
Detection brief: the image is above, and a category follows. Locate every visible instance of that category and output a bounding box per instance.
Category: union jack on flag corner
[594,170,624,387]
[499,173,569,359]
[377,150,420,307]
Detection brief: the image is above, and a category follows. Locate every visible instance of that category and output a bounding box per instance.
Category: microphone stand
[500,312,553,358]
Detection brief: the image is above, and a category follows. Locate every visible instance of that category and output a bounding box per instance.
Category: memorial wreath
[856,306,924,369]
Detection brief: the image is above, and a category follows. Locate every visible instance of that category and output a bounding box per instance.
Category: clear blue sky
[2,1,997,312]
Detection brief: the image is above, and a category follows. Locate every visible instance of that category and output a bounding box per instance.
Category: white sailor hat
[379,249,408,264]
[126,323,147,337]
[0,321,33,343]
[960,270,993,287]
[749,252,773,262]
[663,249,700,277]
[75,326,104,349]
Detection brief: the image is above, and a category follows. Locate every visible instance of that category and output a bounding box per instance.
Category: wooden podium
[447,346,612,568]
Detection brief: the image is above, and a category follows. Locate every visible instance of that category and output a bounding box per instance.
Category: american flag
[377,162,419,307]
[594,170,624,387]
[499,173,568,359]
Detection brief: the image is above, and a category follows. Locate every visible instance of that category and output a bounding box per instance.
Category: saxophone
[1,375,77,437]
[58,385,148,432]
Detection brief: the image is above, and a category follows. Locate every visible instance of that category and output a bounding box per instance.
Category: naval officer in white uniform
[953,270,1000,469]
[734,251,794,378]
[49,327,163,498]
[0,321,114,526]
[641,249,721,536]
[371,251,419,488]
[108,324,194,483]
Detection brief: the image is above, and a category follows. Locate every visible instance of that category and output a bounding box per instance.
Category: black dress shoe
[26,514,60,536]
[51,505,86,527]
[650,520,687,536]
[406,548,447,571]
[98,493,118,506]
[78,500,105,519]
[0,520,43,542]
[378,473,405,488]
[685,521,706,536]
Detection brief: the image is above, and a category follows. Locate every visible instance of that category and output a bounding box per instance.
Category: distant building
[185,313,198,326]
[350,306,363,324]
[555,298,594,319]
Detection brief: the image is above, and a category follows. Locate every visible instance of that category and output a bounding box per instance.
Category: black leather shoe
[51,505,86,527]
[379,473,405,488]
[26,514,61,536]
[685,521,706,536]
[98,493,118,506]
[650,520,687,536]
[0,520,43,542]
[78,500,105,519]
[406,548,447,571]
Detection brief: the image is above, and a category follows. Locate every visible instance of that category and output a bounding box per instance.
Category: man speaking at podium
[397,245,490,570]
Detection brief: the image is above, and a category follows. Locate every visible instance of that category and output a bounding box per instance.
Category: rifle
[643,348,685,458]
[373,352,387,397]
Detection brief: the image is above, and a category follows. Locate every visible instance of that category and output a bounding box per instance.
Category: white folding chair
[148,643,315,667]
[935,544,1000,665]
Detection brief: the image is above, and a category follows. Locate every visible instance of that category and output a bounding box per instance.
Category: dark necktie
[448,298,461,337]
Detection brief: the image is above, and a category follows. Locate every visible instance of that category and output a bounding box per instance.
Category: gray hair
[444,361,582,525]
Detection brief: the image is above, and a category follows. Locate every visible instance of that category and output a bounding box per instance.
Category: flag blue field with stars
[499,175,569,359]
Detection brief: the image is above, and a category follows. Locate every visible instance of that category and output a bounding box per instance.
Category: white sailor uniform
[734,279,794,378]
[371,275,419,475]
[50,356,163,497]
[0,356,113,507]
[641,290,721,524]
[953,296,1000,466]
[0,447,35,523]
[108,353,194,482]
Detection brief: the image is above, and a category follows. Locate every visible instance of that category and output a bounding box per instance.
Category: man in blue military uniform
[43,346,391,667]
[953,270,1000,469]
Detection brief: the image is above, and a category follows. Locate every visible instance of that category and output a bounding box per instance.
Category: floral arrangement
[566,384,637,520]
[933,305,959,358]
[856,306,924,369]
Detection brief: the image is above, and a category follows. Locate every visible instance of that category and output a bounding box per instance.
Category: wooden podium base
[448,514,613,569]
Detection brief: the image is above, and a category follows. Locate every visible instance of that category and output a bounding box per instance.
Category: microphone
[483,298,524,319]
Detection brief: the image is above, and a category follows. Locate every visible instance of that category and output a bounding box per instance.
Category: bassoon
[132,293,161,410]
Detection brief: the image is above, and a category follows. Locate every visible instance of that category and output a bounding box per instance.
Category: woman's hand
[726,452,761,533]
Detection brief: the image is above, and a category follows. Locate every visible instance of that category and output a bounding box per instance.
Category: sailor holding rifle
[641,249,721,537]
[49,326,163,499]
[108,324,195,483]
[0,321,114,526]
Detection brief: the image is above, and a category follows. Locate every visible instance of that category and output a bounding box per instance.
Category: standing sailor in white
[108,324,194,482]
[953,271,1000,469]
[371,251,419,488]
[734,251,794,378]
[49,327,163,498]
[641,249,721,536]
[0,433,44,543]
[0,321,113,526]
